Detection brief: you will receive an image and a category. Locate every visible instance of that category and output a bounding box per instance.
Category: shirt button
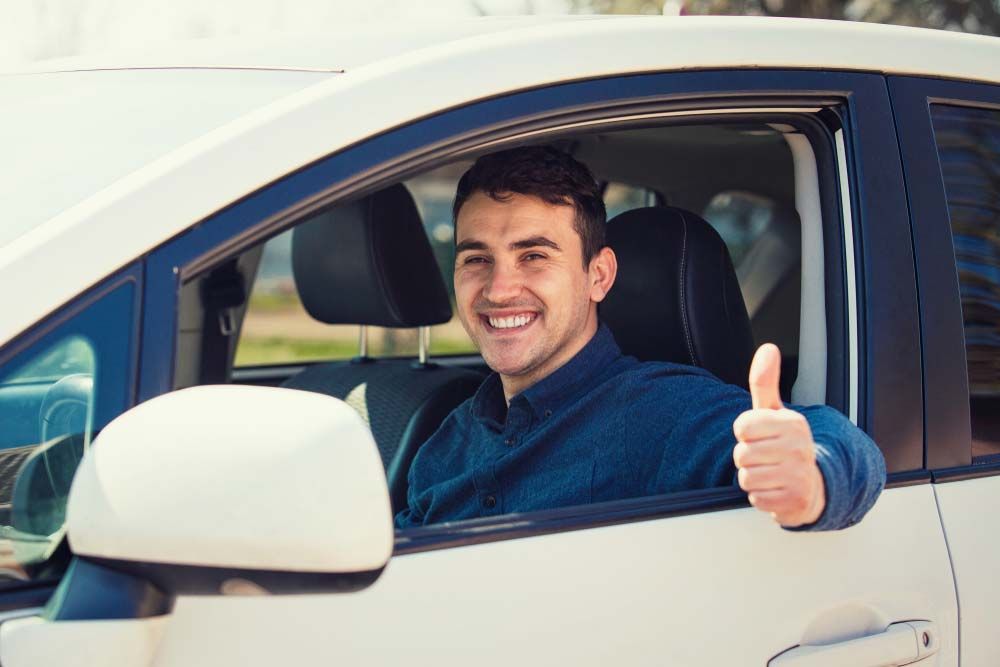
[504,437,515,446]
[544,409,553,418]
[484,495,497,508]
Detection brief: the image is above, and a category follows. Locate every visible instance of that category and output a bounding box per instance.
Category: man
[394,145,885,530]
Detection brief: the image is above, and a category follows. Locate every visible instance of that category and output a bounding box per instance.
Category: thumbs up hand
[732,343,826,527]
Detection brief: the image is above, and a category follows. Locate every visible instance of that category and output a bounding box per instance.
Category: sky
[0,0,586,67]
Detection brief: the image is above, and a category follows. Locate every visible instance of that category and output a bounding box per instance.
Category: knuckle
[733,411,754,439]
[732,442,748,467]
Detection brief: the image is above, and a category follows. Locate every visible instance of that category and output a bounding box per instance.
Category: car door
[42,69,947,667]
[891,75,1000,666]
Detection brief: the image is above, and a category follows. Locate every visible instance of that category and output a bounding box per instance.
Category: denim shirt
[395,324,885,531]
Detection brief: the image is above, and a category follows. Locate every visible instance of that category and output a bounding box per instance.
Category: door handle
[768,621,938,667]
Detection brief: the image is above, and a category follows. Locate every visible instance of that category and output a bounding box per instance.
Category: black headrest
[601,206,755,388]
[291,184,452,327]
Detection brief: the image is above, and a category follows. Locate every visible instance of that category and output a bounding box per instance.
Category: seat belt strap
[199,260,246,384]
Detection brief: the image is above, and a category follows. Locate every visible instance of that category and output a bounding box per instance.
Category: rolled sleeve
[784,405,886,532]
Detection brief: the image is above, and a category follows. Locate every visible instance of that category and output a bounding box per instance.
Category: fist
[733,343,826,527]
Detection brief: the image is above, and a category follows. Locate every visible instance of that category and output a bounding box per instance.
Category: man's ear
[588,246,617,303]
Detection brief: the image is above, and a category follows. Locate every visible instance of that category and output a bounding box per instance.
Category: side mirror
[64,385,393,597]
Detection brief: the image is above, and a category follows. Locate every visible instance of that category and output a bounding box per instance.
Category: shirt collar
[471,323,623,427]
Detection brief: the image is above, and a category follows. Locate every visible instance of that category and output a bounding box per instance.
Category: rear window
[929,103,1000,460]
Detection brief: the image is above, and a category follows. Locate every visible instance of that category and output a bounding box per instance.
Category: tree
[570,0,1000,35]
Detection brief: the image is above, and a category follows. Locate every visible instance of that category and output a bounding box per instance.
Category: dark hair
[453,145,607,266]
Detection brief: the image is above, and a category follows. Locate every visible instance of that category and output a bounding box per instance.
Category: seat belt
[199,260,246,385]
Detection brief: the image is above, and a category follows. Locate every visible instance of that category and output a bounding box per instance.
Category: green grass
[235,338,359,366]
[246,291,299,313]
[235,336,478,366]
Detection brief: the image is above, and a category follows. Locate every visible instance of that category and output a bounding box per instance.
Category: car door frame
[889,75,1000,476]
[890,74,1000,666]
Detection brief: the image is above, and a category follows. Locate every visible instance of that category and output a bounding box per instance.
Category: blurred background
[2,0,998,68]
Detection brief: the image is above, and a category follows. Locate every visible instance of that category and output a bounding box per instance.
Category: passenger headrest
[601,206,755,388]
[291,184,452,327]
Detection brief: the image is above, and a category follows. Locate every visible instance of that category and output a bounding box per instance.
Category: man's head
[453,145,607,267]
[452,146,618,400]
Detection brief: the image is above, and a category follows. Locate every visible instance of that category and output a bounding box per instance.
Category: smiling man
[394,145,885,530]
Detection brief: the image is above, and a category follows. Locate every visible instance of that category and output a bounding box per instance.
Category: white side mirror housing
[66,385,393,594]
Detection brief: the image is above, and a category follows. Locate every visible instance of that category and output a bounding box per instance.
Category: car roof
[7,15,1000,80]
[3,17,602,75]
[2,15,999,348]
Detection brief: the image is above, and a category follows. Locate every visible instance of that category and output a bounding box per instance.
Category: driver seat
[600,206,755,389]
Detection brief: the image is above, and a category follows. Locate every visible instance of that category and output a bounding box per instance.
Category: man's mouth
[482,312,537,331]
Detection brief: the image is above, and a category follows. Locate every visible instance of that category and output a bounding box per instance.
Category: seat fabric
[283,360,482,512]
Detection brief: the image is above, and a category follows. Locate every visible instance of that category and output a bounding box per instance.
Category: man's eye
[523,252,545,261]
[463,256,489,265]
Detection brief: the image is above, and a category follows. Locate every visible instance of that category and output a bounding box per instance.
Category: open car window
[194,114,840,533]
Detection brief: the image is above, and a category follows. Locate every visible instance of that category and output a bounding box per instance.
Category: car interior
[172,118,835,519]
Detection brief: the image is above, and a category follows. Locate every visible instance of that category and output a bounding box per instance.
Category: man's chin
[480,350,539,379]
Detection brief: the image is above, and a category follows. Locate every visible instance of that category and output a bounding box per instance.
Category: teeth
[489,314,533,329]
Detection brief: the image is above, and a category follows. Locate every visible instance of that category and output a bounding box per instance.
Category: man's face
[454,191,607,395]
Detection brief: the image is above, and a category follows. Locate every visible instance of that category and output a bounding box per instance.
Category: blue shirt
[395,324,885,531]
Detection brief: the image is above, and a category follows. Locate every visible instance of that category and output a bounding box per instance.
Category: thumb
[749,343,783,410]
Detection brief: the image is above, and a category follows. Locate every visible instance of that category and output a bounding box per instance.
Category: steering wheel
[38,374,93,446]
[36,374,93,500]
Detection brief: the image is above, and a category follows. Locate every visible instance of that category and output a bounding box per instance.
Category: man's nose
[482,260,522,302]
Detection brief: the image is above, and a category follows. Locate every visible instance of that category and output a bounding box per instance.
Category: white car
[0,15,998,667]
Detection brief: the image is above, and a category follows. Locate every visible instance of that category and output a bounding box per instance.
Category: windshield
[0,68,332,249]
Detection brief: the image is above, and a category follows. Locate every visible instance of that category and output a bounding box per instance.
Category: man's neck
[499,318,600,405]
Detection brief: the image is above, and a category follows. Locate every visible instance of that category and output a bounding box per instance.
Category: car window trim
[394,486,750,556]
[0,263,143,376]
[835,128,860,426]
[888,75,1000,475]
[396,467,916,556]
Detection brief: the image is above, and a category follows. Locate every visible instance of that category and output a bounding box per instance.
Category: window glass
[702,190,802,391]
[930,104,1000,460]
[0,282,134,584]
[235,165,480,368]
[702,191,778,266]
[604,182,655,219]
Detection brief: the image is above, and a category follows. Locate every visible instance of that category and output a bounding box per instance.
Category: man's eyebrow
[510,236,561,252]
[455,239,488,254]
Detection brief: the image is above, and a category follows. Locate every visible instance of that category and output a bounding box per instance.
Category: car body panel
[39,488,949,667]
[934,477,1000,665]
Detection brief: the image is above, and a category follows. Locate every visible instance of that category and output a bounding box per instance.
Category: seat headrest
[291,184,452,328]
[601,206,755,388]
